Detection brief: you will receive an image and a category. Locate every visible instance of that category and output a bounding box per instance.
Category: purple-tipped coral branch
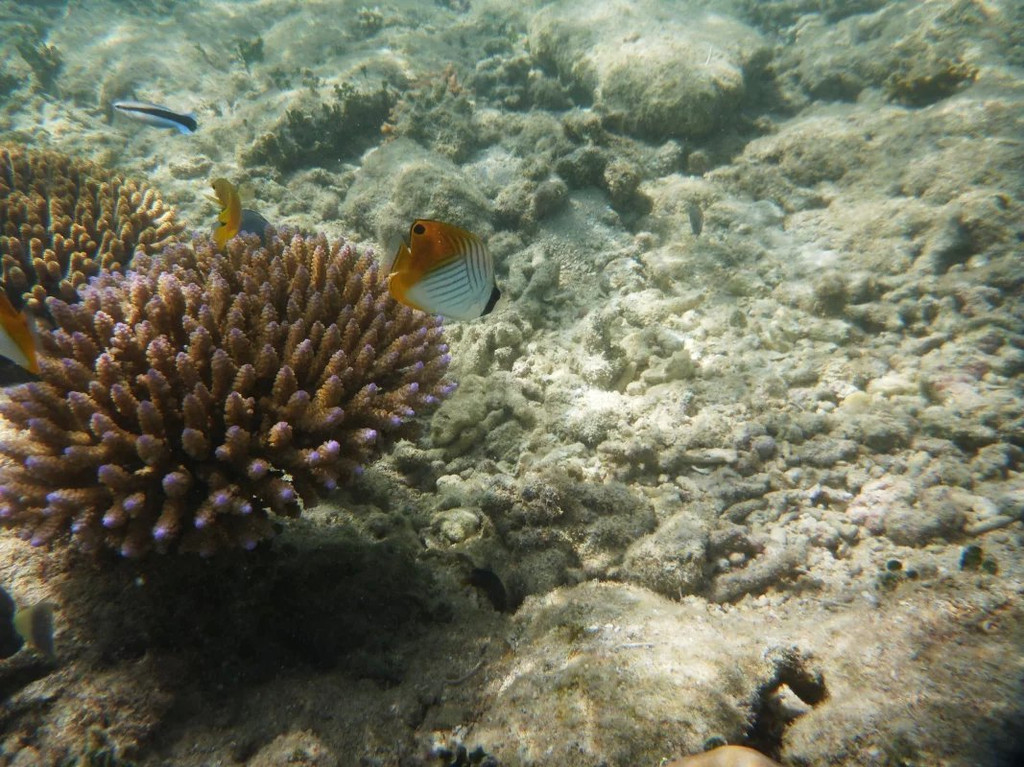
[0,232,451,556]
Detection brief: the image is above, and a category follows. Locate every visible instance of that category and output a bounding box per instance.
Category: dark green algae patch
[243,83,397,173]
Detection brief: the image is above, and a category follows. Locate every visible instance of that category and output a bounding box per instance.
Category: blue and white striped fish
[386,219,500,321]
[112,100,198,134]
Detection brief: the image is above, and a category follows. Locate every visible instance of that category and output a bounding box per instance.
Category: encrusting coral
[1,144,183,315]
[0,232,452,556]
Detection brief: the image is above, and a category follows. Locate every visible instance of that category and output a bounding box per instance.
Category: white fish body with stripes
[386,219,500,320]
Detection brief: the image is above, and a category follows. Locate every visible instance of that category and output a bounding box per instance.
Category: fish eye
[413,223,426,235]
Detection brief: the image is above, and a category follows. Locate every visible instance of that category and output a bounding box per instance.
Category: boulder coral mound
[529,0,766,140]
[0,232,452,556]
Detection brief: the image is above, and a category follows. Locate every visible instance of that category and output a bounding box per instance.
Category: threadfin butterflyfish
[387,220,500,321]
[113,100,198,134]
[0,290,39,380]
[210,178,242,248]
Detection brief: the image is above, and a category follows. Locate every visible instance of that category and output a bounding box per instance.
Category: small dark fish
[688,203,704,237]
[209,208,272,246]
[113,100,198,134]
[0,586,20,658]
[465,567,508,613]
[0,585,55,660]
[239,209,272,245]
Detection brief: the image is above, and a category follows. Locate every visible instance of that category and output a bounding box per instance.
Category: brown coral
[0,232,452,556]
[1,144,183,315]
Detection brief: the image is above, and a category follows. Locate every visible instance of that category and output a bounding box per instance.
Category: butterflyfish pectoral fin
[0,291,40,377]
[386,219,499,321]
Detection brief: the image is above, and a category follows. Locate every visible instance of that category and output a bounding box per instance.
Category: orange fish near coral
[0,291,39,378]
[387,219,500,321]
[664,745,784,767]
[210,178,242,248]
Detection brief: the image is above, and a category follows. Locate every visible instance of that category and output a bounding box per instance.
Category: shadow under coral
[1,507,460,761]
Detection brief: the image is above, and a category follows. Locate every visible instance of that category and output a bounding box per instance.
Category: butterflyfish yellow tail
[211,178,242,248]
[386,219,500,321]
[0,291,39,375]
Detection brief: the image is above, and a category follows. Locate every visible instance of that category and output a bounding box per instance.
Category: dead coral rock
[0,233,451,557]
[0,144,183,314]
[470,582,825,766]
[709,544,809,604]
[884,485,966,547]
[497,474,657,587]
[621,513,710,598]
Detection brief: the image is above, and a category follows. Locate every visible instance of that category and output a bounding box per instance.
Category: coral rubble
[0,233,451,556]
[0,144,183,315]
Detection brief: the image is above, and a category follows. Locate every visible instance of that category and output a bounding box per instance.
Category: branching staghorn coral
[0,232,452,556]
[1,144,183,315]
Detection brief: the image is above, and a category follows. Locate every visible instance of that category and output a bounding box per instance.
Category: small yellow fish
[0,290,39,377]
[387,219,500,321]
[210,178,242,248]
[13,602,56,659]
[1,585,55,660]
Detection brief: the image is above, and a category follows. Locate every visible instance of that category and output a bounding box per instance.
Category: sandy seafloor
[1,0,1023,765]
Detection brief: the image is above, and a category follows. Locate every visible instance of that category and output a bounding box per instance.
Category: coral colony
[0,232,452,556]
[1,144,183,315]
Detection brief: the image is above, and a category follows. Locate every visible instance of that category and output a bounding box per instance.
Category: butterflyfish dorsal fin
[210,178,242,248]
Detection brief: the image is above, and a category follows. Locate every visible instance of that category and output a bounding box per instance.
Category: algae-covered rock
[469,582,826,766]
[488,473,658,584]
[384,66,480,162]
[243,83,396,173]
[429,372,537,460]
[248,731,335,767]
[768,0,985,107]
[340,139,493,245]
[621,513,710,598]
